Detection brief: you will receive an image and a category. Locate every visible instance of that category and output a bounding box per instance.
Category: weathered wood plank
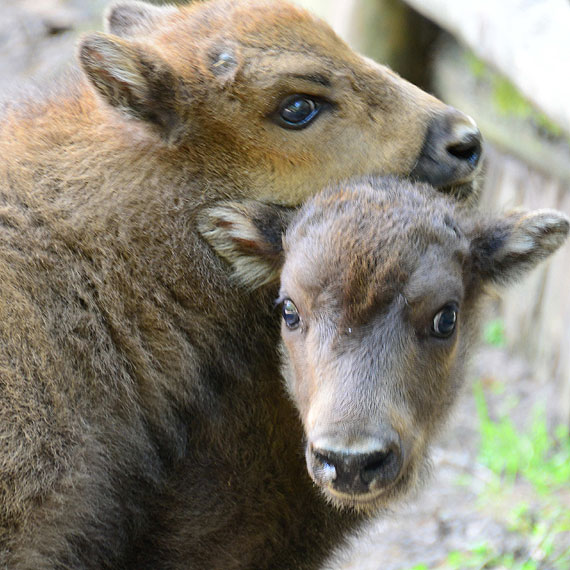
[480,147,570,424]
[401,0,570,136]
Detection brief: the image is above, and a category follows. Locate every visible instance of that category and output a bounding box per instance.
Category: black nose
[310,441,402,495]
[447,132,482,165]
[411,109,482,188]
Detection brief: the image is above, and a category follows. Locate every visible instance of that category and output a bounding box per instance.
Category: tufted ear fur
[79,32,185,144]
[471,209,569,285]
[198,201,296,289]
[104,1,178,37]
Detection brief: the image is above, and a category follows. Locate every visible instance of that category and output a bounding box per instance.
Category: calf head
[200,177,568,511]
[79,0,481,205]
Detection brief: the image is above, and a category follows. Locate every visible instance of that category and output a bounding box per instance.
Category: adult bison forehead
[112,0,351,64]
[144,0,349,52]
[213,0,352,57]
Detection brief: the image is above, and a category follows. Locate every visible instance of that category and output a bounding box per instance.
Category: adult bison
[0,0,481,567]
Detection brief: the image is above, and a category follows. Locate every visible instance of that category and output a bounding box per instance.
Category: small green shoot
[483,318,507,347]
[474,382,570,493]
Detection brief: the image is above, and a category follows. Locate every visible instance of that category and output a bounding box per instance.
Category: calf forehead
[282,182,467,321]
[404,243,465,305]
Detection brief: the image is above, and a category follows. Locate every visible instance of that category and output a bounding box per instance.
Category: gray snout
[411,109,482,188]
[309,433,403,496]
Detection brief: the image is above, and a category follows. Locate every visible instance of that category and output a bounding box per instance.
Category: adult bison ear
[104,1,177,37]
[198,201,296,289]
[79,32,185,144]
[471,209,569,285]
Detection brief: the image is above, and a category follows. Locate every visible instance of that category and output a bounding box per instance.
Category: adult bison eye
[282,299,301,329]
[431,304,458,338]
[277,95,321,129]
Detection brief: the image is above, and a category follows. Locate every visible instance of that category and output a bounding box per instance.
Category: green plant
[483,318,507,348]
[472,383,570,568]
[443,541,543,569]
[410,385,570,570]
[473,382,570,493]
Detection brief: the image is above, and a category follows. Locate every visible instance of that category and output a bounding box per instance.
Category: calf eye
[282,299,301,329]
[431,304,458,338]
[277,95,321,129]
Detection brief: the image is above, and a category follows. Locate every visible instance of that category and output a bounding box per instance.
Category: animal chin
[312,470,410,513]
[439,174,482,204]
[315,483,395,513]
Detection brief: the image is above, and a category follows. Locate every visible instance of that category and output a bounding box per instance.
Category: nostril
[447,134,482,167]
[360,450,394,485]
[410,113,482,188]
[312,451,337,485]
[360,447,401,486]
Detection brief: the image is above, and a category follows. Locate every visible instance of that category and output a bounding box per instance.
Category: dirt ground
[1,2,567,569]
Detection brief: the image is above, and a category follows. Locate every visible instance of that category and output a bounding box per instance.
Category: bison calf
[203,176,568,516]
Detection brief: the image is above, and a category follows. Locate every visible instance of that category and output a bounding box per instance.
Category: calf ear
[198,201,296,289]
[79,32,184,144]
[105,1,177,37]
[471,209,569,285]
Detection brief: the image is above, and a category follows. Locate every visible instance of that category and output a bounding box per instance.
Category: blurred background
[1,0,569,568]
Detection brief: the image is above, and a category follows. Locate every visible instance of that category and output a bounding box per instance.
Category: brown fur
[203,175,568,521]
[0,1,483,568]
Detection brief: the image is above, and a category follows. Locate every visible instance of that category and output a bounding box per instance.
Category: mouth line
[316,481,394,505]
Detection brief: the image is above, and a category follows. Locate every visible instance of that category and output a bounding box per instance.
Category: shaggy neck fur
[0,82,362,569]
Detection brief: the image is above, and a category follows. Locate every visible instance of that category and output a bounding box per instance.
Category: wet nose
[310,437,403,495]
[411,109,482,188]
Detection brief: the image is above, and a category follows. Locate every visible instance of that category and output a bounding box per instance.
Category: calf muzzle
[309,435,403,496]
